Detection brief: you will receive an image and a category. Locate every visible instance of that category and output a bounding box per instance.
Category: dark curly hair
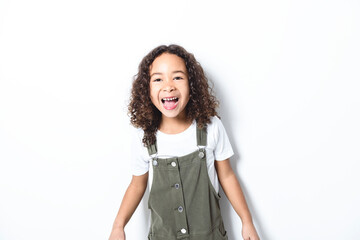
[128,44,219,146]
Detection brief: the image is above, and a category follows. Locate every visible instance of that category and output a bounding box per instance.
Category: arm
[109,172,148,240]
[215,159,260,240]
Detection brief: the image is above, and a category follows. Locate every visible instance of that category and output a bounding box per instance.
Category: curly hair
[128,44,219,146]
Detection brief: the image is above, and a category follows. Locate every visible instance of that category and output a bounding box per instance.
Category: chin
[160,106,187,119]
[161,111,181,118]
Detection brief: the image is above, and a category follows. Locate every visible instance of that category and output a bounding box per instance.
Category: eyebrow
[150,70,187,78]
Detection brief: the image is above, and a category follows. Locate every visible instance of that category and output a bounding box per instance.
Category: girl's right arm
[109,172,148,240]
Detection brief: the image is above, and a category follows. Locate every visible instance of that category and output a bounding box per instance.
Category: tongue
[163,100,177,110]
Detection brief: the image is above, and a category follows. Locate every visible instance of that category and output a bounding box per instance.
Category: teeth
[162,97,178,101]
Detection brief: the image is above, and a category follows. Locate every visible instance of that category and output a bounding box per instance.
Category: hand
[242,221,260,240]
[108,227,126,240]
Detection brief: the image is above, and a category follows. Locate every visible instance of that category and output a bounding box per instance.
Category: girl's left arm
[215,159,260,240]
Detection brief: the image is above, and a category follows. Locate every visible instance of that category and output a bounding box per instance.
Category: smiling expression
[149,53,190,120]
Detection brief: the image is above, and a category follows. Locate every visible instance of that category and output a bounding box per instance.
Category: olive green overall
[146,125,228,240]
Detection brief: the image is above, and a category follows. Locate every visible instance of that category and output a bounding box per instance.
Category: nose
[163,79,175,92]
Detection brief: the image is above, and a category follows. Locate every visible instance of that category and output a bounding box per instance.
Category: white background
[1,0,359,239]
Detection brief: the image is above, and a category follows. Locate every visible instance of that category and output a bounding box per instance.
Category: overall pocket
[215,228,228,240]
[215,223,228,240]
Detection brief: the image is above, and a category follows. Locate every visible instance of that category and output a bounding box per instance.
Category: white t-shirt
[131,116,234,193]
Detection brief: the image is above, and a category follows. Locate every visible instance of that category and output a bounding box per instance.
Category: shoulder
[130,126,146,148]
[205,116,224,143]
[206,116,234,160]
[130,126,151,175]
[207,116,226,133]
[208,115,222,126]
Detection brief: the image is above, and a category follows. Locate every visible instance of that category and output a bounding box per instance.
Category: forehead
[150,53,187,74]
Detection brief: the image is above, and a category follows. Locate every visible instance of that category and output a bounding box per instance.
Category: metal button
[180,228,187,234]
[178,206,183,212]
[198,151,205,158]
[153,160,158,166]
[171,161,177,167]
[174,183,180,189]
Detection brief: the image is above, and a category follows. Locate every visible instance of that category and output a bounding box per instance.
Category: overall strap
[196,125,207,147]
[146,141,158,156]
[147,123,207,156]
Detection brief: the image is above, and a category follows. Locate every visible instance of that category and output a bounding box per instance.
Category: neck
[159,114,192,134]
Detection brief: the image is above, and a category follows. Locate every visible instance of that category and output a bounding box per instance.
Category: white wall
[0,0,359,239]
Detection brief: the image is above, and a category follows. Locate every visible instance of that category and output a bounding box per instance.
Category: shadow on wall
[218,168,267,240]
[209,73,268,240]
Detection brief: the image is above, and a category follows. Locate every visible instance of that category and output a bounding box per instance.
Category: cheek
[184,83,190,99]
[149,85,158,101]
[149,94,158,107]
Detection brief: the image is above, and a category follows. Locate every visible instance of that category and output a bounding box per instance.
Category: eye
[174,76,183,80]
[152,78,162,82]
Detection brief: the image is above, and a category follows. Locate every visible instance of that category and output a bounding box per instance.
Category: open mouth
[161,97,179,110]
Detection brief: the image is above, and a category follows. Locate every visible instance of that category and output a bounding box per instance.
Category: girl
[109,45,260,240]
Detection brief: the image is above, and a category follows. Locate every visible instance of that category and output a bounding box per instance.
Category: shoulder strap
[147,123,207,155]
[146,141,158,156]
[196,124,207,147]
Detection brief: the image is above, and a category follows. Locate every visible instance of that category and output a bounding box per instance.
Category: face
[149,53,190,120]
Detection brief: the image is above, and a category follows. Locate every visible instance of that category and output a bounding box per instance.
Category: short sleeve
[130,128,150,176]
[211,117,234,161]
